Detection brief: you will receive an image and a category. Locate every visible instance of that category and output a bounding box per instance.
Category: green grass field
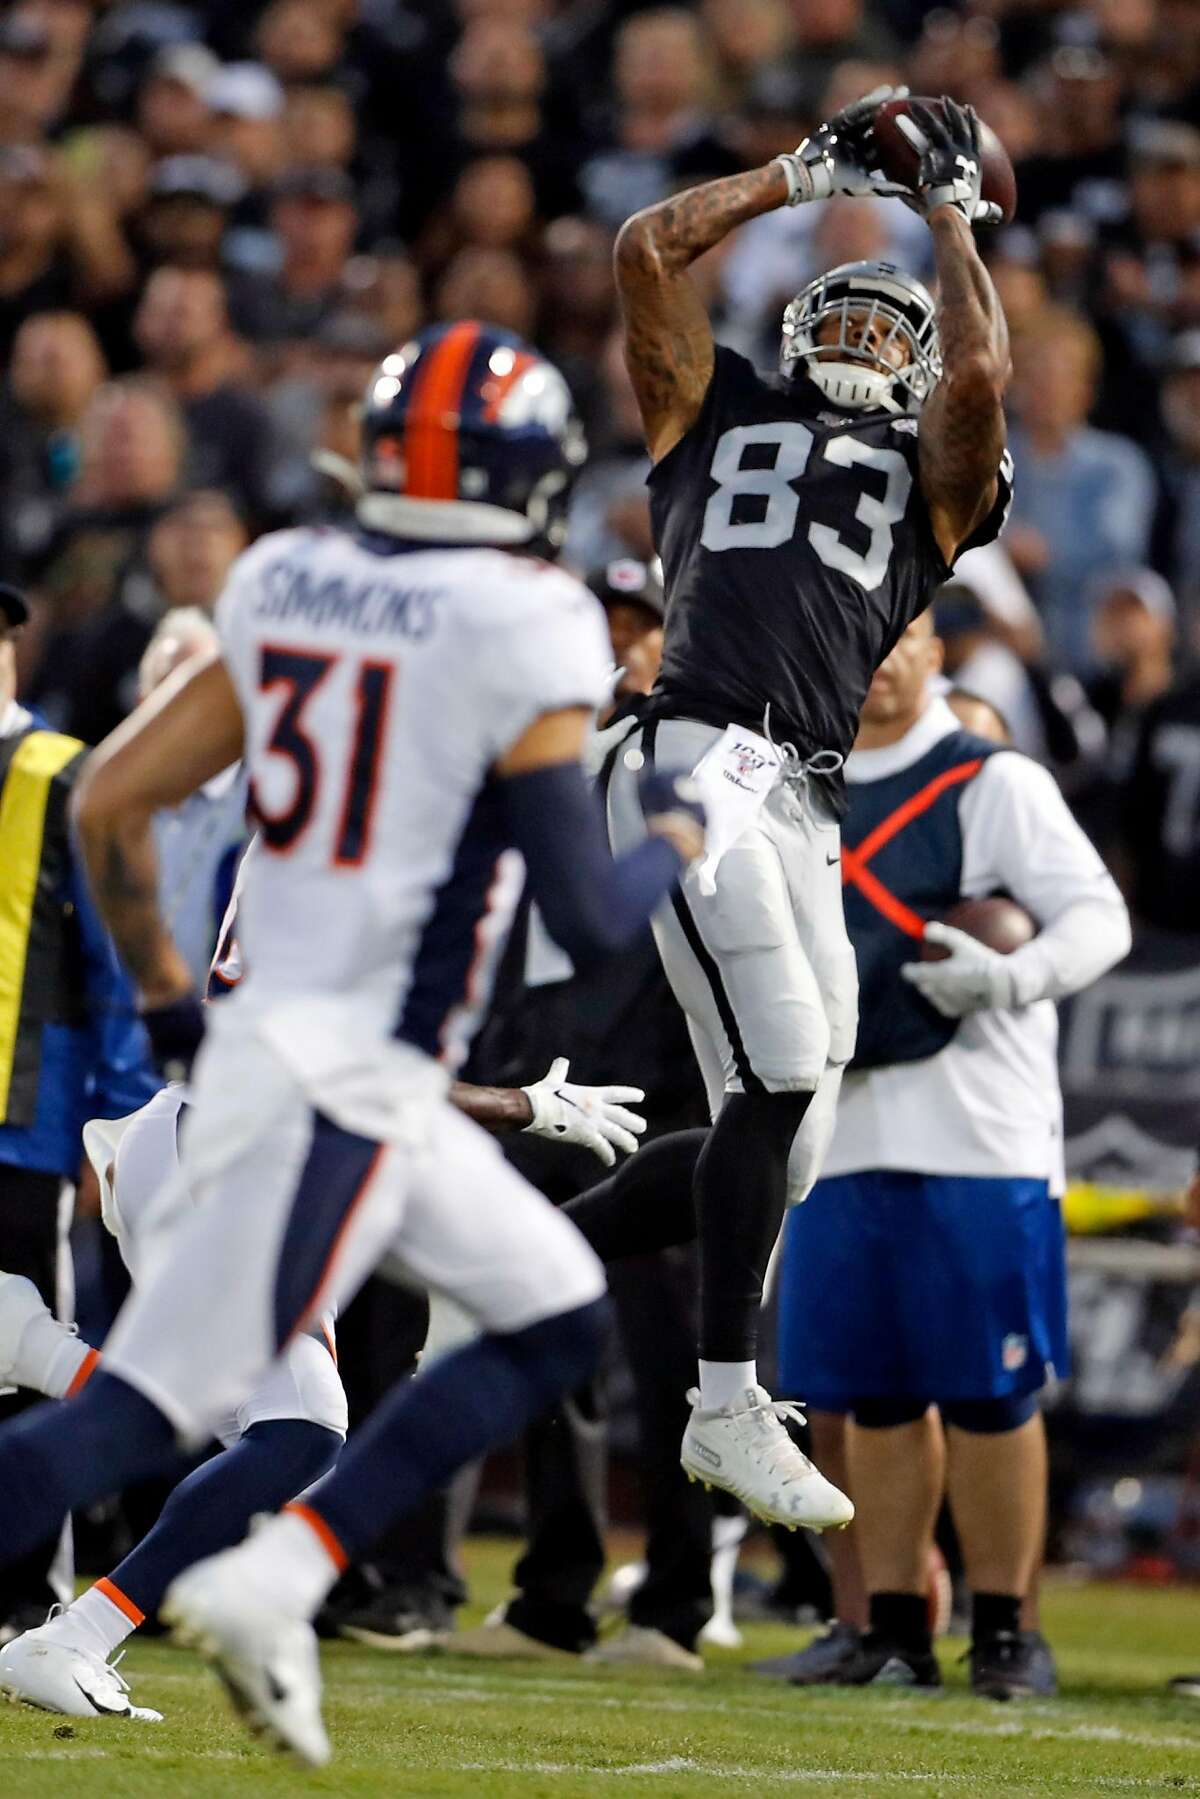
[3,1542,1200,1796]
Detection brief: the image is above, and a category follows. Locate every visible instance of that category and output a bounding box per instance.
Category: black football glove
[142,991,206,1083]
[777,84,911,205]
[895,98,1002,226]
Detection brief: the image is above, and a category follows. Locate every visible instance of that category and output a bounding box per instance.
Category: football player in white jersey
[0,847,649,1721]
[0,322,706,1765]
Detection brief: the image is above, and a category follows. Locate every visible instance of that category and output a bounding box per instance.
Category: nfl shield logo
[1001,1333,1028,1372]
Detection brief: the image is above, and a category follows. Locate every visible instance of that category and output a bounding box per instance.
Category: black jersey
[647,347,1012,805]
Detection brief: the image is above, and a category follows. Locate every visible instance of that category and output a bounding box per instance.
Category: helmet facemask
[780,263,941,416]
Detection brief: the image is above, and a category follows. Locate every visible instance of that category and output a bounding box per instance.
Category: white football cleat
[0,1273,53,1388]
[0,1621,162,1721]
[162,1552,330,1767]
[681,1386,854,1532]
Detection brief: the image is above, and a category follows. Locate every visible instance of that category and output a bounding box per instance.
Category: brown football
[872,97,1017,226]
[920,896,1036,961]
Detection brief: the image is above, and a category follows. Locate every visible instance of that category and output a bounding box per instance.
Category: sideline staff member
[0,583,158,1638]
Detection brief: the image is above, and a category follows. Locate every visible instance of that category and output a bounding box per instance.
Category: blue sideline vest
[841,729,1005,1070]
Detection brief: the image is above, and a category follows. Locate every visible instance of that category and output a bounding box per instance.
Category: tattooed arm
[72,654,245,1005]
[918,207,1010,566]
[614,164,791,463]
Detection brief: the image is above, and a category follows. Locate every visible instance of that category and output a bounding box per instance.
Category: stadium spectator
[1087,569,1177,735]
[282,85,357,176]
[0,311,106,577]
[137,156,245,276]
[133,265,284,524]
[578,9,731,227]
[434,246,536,338]
[1006,306,1157,676]
[536,215,616,428]
[0,146,132,360]
[339,249,424,349]
[24,377,185,738]
[419,157,538,277]
[1116,663,1200,935]
[134,46,219,161]
[235,167,359,349]
[563,328,653,570]
[145,490,248,617]
[255,0,348,87]
[449,20,576,219]
[1155,331,1200,647]
[205,63,287,198]
[60,487,246,752]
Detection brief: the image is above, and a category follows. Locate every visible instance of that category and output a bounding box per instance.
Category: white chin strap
[806,360,902,414]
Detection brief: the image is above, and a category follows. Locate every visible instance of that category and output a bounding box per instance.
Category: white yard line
[353,1666,1200,1754]
[449,1757,1183,1789]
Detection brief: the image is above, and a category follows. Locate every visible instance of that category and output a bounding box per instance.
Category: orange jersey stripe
[405,322,481,500]
[65,1346,100,1397]
[95,1577,145,1627]
[841,759,985,940]
[845,760,983,873]
[844,861,927,939]
[285,1501,349,1574]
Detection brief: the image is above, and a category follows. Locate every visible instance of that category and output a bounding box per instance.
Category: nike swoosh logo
[825,855,840,866]
[266,1671,290,1705]
[73,1679,127,1716]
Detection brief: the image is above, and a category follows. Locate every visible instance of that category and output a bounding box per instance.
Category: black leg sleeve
[694,1089,811,1363]
[562,1128,707,1263]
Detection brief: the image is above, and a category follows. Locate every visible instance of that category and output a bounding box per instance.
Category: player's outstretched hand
[895,98,1003,226]
[142,990,206,1082]
[900,922,1018,1018]
[522,1057,648,1166]
[777,85,912,206]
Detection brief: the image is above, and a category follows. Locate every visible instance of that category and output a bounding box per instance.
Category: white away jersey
[214,528,611,1066]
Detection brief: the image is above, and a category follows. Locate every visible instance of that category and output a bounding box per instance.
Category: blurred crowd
[1,0,1200,919]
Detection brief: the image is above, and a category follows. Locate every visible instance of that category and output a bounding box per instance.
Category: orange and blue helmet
[357,321,587,555]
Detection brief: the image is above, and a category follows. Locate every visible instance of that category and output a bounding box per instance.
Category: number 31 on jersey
[700,422,912,592]
[252,646,394,866]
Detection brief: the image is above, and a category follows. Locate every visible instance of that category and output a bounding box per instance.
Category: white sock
[16,1309,95,1399]
[698,1360,759,1411]
[51,1585,137,1659]
[237,1508,345,1619]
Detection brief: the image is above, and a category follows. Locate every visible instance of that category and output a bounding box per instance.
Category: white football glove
[521,1057,647,1167]
[776,85,912,205]
[899,922,1019,1019]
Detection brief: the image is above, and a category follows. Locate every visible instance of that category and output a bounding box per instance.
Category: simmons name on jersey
[648,346,1012,793]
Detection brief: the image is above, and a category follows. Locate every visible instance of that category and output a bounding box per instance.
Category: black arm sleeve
[500,761,684,970]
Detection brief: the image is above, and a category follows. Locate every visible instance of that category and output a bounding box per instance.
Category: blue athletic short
[777,1171,1069,1410]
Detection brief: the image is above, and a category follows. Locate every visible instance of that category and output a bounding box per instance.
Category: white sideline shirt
[824,697,1132,1191]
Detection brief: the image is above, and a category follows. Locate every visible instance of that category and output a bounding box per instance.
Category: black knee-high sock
[562,1129,706,1262]
[695,1089,811,1362]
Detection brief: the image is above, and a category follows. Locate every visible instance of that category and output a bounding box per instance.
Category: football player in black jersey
[605,90,1013,1531]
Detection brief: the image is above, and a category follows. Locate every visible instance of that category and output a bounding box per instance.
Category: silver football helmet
[780,260,941,415]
